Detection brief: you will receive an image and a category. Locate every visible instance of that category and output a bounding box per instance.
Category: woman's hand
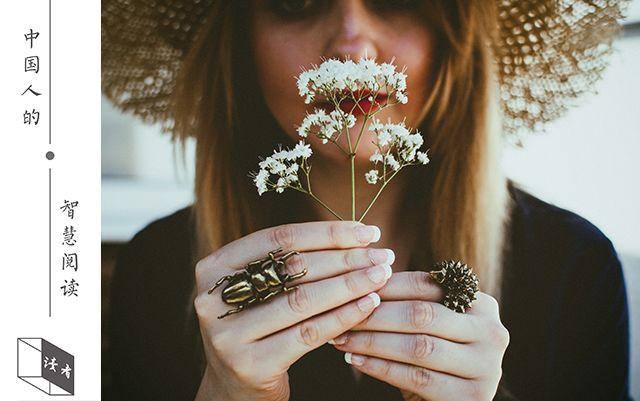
[193,220,395,401]
[330,271,510,401]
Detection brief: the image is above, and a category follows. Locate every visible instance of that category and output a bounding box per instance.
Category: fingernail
[345,352,365,366]
[384,264,393,280]
[329,332,349,345]
[355,225,381,243]
[357,292,381,312]
[368,248,395,265]
[366,264,392,283]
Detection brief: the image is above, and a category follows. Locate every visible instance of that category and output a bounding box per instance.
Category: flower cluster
[251,140,312,195]
[297,57,408,105]
[296,108,356,144]
[251,56,430,222]
[365,117,430,185]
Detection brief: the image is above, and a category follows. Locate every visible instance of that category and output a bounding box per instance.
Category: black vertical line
[49,168,52,318]
[49,0,51,145]
[623,22,640,38]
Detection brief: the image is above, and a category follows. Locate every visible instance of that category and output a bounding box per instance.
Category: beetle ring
[207,247,308,319]
[428,260,479,313]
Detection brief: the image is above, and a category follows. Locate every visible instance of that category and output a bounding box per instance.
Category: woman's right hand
[193,220,395,401]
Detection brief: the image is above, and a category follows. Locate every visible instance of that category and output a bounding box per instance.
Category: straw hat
[102,0,630,139]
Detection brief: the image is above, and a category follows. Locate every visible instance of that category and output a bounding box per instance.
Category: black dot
[46,151,55,160]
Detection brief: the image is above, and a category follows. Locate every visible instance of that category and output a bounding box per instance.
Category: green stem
[353,86,394,151]
[330,139,350,156]
[292,186,344,221]
[296,161,344,220]
[312,192,344,221]
[334,96,356,221]
[358,167,402,223]
[350,153,355,221]
[353,113,368,154]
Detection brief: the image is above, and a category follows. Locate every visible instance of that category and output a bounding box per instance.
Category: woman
[102,1,632,400]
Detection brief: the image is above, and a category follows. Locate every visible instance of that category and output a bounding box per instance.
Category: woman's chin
[310,143,378,167]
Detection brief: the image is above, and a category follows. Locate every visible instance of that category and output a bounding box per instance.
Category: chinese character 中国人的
[61,279,79,297]
[62,226,76,246]
[25,56,39,73]
[60,200,79,219]
[24,28,39,48]
[23,109,40,125]
[21,84,42,96]
[62,253,78,271]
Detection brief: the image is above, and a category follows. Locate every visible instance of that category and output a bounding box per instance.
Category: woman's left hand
[330,271,510,401]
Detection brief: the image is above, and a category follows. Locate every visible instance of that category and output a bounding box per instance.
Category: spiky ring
[428,260,479,313]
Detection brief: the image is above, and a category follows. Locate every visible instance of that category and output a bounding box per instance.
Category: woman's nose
[325,0,379,61]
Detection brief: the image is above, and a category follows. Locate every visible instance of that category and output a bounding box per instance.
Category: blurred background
[102,3,640,397]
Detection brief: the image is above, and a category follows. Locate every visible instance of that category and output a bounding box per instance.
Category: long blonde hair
[169,1,512,308]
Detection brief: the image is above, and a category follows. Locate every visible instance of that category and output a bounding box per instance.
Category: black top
[104,183,633,401]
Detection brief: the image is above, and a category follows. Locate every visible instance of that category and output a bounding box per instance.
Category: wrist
[194,367,227,401]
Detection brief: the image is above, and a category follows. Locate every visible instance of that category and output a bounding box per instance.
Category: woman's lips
[316,92,388,116]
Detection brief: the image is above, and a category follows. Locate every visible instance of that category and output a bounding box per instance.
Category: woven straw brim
[102,0,630,138]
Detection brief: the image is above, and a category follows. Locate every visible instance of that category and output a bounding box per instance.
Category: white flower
[367,115,427,167]
[285,163,299,175]
[357,57,381,87]
[365,169,379,184]
[408,132,424,147]
[416,150,430,165]
[390,123,410,140]
[265,58,426,199]
[285,172,299,184]
[369,117,416,150]
[369,150,384,163]
[368,118,384,132]
[296,56,408,107]
[379,62,396,81]
[296,108,354,144]
[269,160,287,174]
[275,177,287,193]
[292,140,313,159]
[252,139,314,196]
[297,70,314,103]
[377,130,392,147]
[272,149,289,161]
[395,91,408,104]
[333,109,356,130]
[394,71,407,91]
[297,125,308,138]
[254,169,270,196]
[384,154,401,171]
[399,147,416,162]
[258,156,273,170]
[297,109,326,138]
